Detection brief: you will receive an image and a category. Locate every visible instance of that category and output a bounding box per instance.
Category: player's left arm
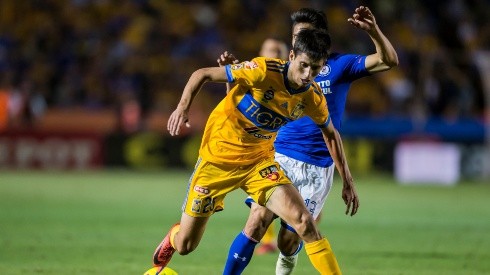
[348,6,399,73]
[320,121,359,216]
[167,66,228,136]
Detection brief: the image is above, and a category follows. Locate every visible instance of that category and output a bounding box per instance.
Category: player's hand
[342,178,359,216]
[167,107,190,136]
[217,51,239,66]
[347,6,376,32]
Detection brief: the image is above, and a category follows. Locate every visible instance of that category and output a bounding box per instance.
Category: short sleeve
[225,57,267,87]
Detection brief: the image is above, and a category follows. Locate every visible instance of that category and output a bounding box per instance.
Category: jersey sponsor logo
[291,102,305,119]
[318,64,331,76]
[237,92,292,132]
[244,127,273,139]
[317,80,332,94]
[244,61,258,69]
[194,185,209,194]
[231,61,258,70]
[259,165,280,181]
[280,102,288,109]
[230,63,244,70]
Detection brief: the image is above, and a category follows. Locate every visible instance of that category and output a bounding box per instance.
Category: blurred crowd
[0,0,488,133]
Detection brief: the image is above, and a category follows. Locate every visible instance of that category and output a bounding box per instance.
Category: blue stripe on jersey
[225,64,234,83]
[275,53,369,167]
[318,115,331,128]
[237,91,292,132]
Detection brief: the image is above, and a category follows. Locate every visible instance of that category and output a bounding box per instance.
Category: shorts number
[304,199,317,216]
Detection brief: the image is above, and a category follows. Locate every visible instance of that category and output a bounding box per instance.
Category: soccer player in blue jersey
[221,6,398,275]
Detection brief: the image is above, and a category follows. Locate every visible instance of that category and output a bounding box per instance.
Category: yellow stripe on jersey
[200,57,330,165]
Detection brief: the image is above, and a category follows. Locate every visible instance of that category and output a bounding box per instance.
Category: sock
[223,231,259,275]
[169,224,180,249]
[275,242,302,275]
[304,238,341,275]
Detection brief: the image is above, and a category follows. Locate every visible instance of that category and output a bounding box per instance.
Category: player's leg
[152,157,232,269]
[153,214,209,267]
[267,184,341,274]
[256,223,277,255]
[275,224,302,275]
[274,153,335,274]
[223,202,276,275]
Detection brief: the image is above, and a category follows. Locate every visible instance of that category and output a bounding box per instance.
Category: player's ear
[289,50,294,61]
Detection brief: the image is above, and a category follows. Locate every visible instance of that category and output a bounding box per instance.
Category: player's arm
[320,121,359,216]
[167,66,227,136]
[348,6,399,73]
[217,51,239,94]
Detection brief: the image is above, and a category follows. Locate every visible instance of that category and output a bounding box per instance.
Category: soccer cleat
[153,223,180,267]
[276,253,298,275]
[255,242,278,255]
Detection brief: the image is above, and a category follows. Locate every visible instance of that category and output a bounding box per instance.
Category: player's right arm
[320,121,359,216]
[217,51,239,94]
[348,6,399,73]
[167,66,228,136]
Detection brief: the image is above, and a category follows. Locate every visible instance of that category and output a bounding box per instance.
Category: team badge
[259,165,280,181]
[291,103,305,119]
[192,198,202,213]
[318,64,331,76]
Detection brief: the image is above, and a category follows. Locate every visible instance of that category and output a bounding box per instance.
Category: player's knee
[176,238,199,255]
[293,212,320,241]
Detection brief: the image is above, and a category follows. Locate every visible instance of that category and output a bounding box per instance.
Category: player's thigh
[265,184,310,228]
[182,157,244,217]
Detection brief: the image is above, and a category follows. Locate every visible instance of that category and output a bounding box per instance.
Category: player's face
[288,51,325,89]
[292,22,315,45]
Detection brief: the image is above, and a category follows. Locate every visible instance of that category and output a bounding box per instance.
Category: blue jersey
[274,52,370,167]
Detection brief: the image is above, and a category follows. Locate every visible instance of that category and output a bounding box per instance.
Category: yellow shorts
[182,156,292,217]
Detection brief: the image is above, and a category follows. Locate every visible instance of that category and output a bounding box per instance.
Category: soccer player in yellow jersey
[145,28,358,275]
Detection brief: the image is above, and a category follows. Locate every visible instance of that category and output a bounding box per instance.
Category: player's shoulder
[262,57,287,73]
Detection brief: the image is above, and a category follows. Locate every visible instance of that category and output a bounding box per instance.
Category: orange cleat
[255,243,278,255]
[153,223,180,267]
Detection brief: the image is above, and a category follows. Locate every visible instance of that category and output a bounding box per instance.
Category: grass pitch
[0,170,489,275]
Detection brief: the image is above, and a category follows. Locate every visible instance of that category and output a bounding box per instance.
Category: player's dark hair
[293,28,330,61]
[291,8,328,31]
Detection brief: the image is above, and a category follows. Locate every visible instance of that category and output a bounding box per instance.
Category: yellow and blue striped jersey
[199,57,331,165]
